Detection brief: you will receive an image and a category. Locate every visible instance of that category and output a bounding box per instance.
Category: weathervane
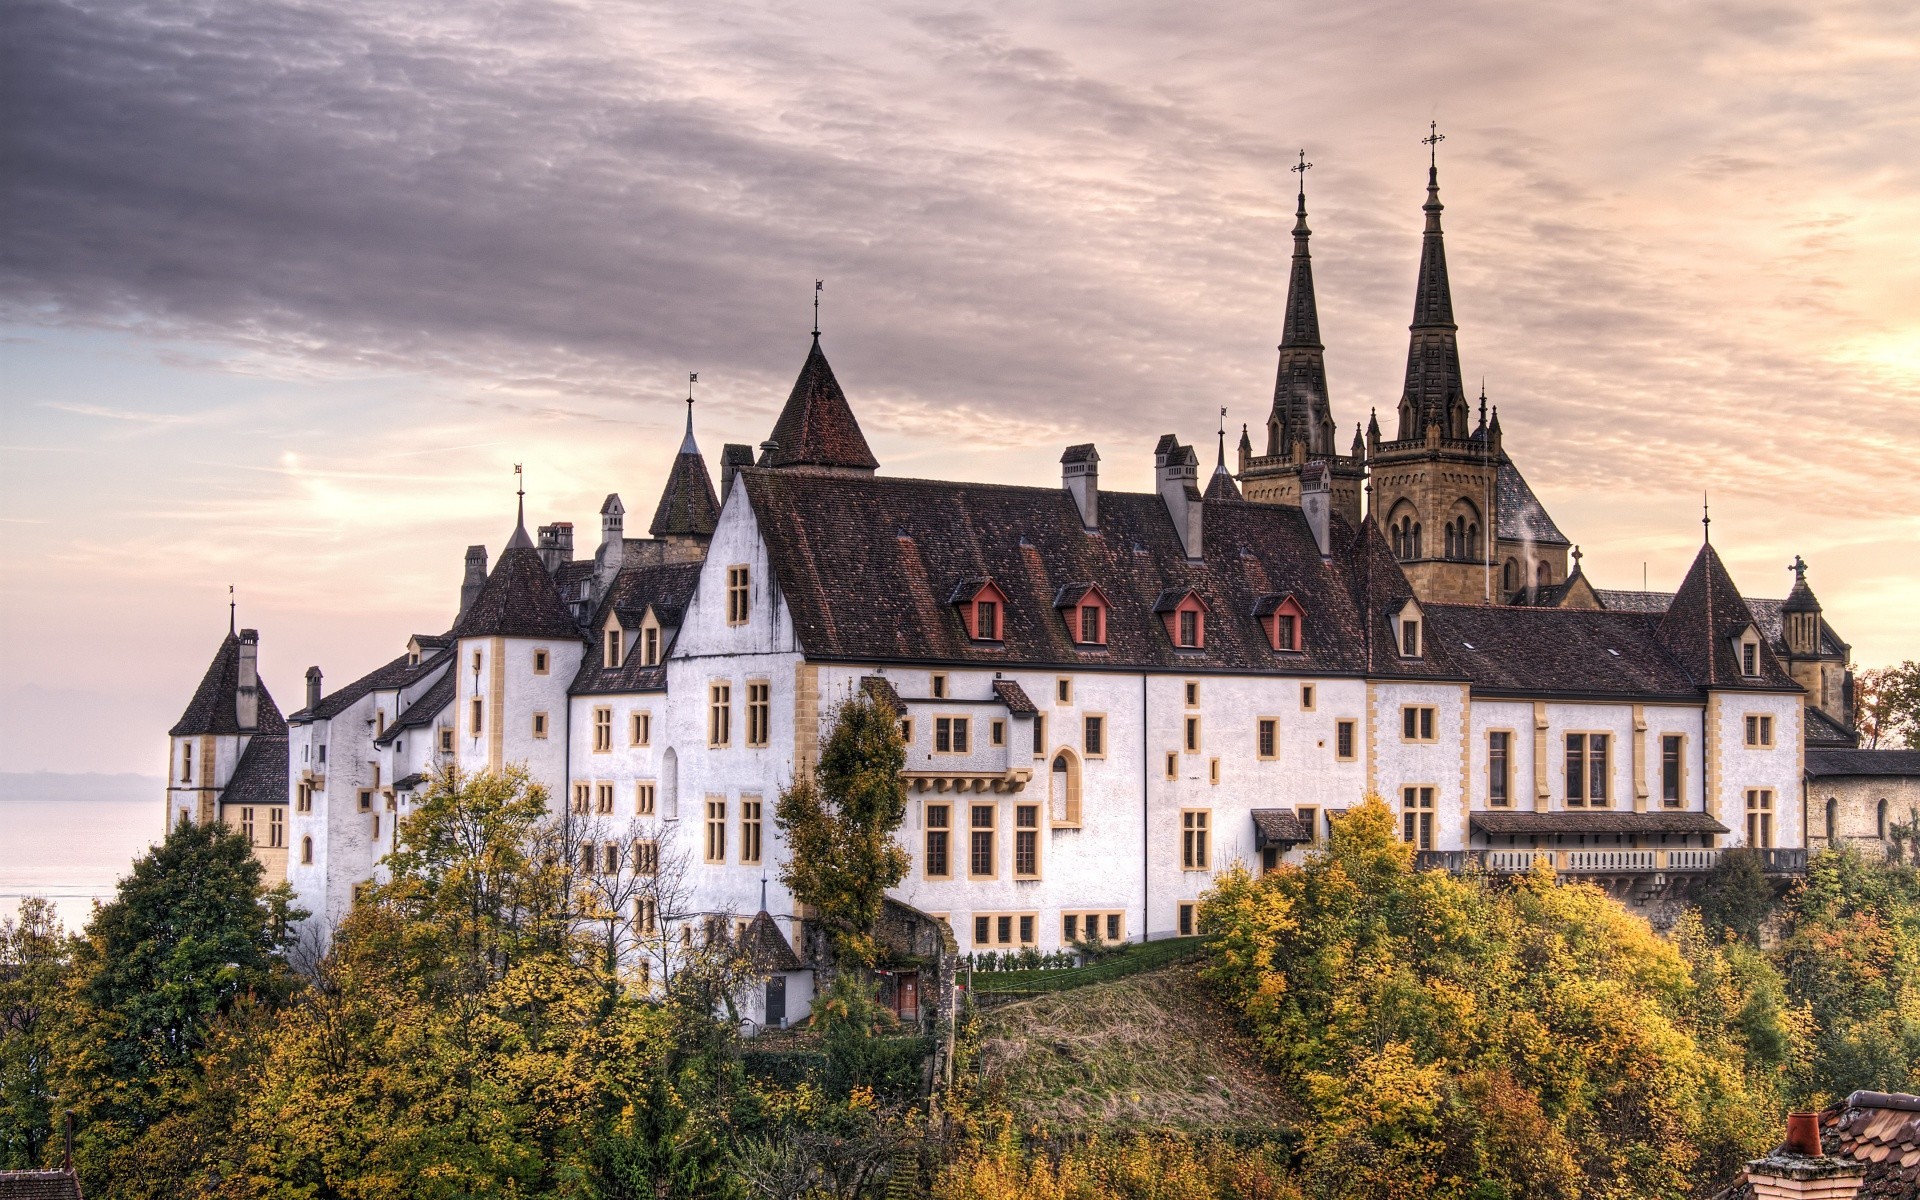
[688,372,698,424]
[514,462,524,499]
[1702,492,1711,543]
[1423,121,1445,167]
[813,279,823,338]
[229,584,236,635]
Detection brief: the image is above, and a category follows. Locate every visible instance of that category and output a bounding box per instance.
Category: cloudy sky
[3,0,1917,774]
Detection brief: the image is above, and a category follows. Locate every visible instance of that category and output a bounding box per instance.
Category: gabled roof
[1805,707,1861,749]
[1251,808,1310,847]
[1341,516,1462,680]
[450,544,579,641]
[736,467,1457,679]
[0,1169,84,1200]
[290,643,449,723]
[1657,543,1798,691]
[992,679,1037,714]
[1423,605,1700,699]
[568,560,703,695]
[374,670,454,747]
[649,419,720,538]
[169,633,288,737]
[221,732,288,808]
[765,338,878,471]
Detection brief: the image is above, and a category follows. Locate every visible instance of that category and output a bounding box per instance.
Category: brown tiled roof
[1424,604,1699,699]
[1204,465,1240,502]
[221,733,288,807]
[1251,808,1310,846]
[648,429,720,538]
[1807,750,1920,779]
[169,633,288,737]
[1657,544,1799,692]
[1599,589,1850,660]
[569,560,702,696]
[992,679,1036,714]
[450,545,580,641]
[736,468,1459,680]
[0,1169,83,1199]
[766,338,878,471]
[741,910,803,973]
[860,675,903,711]
[1826,1092,1920,1197]
[1342,515,1460,680]
[1471,811,1729,836]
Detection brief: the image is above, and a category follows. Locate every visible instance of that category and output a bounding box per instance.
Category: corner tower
[1366,135,1527,605]
[1239,155,1364,525]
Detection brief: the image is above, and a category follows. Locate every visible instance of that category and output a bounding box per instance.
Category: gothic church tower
[1365,151,1516,605]
[1238,164,1364,524]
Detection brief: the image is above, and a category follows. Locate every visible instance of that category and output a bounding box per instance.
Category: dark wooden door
[765,976,786,1028]
[895,972,919,1023]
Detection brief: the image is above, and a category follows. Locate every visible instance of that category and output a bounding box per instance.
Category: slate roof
[450,544,580,641]
[1251,808,1310,846]
[1471,811,1729,836]
[1806,706,1861,749]
[169,633,288,737]
[736,467,1462,680]
[765,338,879,471]
[373,670,454,747]
[1598,588,1849,659]
[221,732,288,808]
[741,910,803,973]
[568,560,702,696]
[1807,750,1920,779]
[1424,604,1700,699]
[648,426,720,538]
[1204,465,1241,501]
[0,1169,83,1200]
[290,644,450,723]
[1494,452,1568,546]
[1656,543,1799,692]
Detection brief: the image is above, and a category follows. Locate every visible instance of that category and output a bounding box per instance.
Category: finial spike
[1701,491,1711,543]
[229,584,236,635]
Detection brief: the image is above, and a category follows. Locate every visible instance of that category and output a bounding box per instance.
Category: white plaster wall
[1713,692,1804,847]
[1370,681,1470,850]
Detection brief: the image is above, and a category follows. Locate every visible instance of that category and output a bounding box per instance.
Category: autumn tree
[1858,661,1920,749]
[776,691,909,967]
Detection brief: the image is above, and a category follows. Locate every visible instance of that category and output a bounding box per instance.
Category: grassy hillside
[972,962,1300,1135]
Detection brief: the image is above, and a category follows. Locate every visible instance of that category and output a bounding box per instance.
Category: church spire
[1398,124,1467,440]
[1268,150,1336,458]
[651,377,720,539]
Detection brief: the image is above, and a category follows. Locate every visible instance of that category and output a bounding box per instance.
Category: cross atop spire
[1790,553,1807,582]
[1291,149,1312,216]
[1423,120,1445,169]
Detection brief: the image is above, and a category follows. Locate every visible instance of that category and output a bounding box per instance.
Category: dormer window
[1254,594,1306,653]
[1154,588,1209,650]
[1734,624,1762,677]
[1055,583,1110,647]
[605,628,623,669]
[1393,599,1424,659]
[643,624,660,666]
[951,578,1010,643]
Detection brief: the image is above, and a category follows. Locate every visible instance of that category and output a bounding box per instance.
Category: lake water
[0,774,165,932]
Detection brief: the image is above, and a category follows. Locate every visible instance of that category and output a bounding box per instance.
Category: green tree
[0,897,70,1169]
[776,692,909,967]
[60,815,300,1184]
[1698,847,1778,945]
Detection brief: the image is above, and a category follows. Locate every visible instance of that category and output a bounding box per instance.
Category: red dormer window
[1258,595,1306,652]
[954,578,1009,642]
[1155,589,1210,649]
[1056,583,1111,646]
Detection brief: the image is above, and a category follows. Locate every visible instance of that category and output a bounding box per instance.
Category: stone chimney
[596,494,625,593]
[460,545,487,618]
[1740,1112,1865,1200]
[537,522,573,575]
[1061,443,1099,531]
[236,629,260,731]
[1154,435,1203,560]
[1300,460,1333,560]
[305,666,323,712]
[720,443,755,497]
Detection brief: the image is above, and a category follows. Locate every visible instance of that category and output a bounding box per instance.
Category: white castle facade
[164,164,1864,1027]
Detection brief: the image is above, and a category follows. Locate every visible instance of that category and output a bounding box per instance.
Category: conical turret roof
[169,632,287,736]
[1270,182,1336,456]
[766,338,878,472]
[650,408,720,538]
[452,514,578,640]
[1656,542,1793,689]
[1398,161,1467,438]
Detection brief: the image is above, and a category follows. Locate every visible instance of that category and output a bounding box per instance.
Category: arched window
[1389,505,1423,562]
[1536,560,1551,586]
[1827,797,1838,844]
[1052,751,1082,826]
[661,747,679,822]
[1468,523,1480,559]
[1503,559,1518,592]
[301,835,313,865]
[1879,798,1889,840]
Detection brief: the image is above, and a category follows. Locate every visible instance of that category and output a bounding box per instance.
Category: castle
[164,154,1876,1027]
